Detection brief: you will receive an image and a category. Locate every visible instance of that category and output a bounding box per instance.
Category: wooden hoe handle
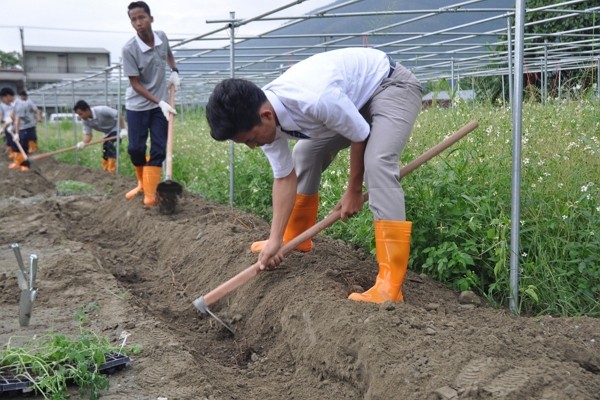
[29,137,117,161]
[14,139,28,161]
[165,84,176,180]
[195,120,479,310]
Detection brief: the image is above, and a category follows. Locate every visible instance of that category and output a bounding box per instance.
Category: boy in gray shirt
[73,100,128,173]
[12,97,34,171]
[18,90,42,153]
[122,1,180,206]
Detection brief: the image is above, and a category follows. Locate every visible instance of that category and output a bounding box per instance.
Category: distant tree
[0,51,22,68]
[475,1,597,104]
[525,0,597,46]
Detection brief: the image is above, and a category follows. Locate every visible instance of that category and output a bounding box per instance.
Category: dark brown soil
[1,158,598,400]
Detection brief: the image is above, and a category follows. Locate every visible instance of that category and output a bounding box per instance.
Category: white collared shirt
[134,31,163,53]
[260,47,390,178]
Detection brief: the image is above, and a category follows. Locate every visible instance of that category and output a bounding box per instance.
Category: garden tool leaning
[10,243,38,327]
[157,83,183,214]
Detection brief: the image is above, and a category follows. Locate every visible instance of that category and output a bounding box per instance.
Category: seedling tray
[0,352,131,395]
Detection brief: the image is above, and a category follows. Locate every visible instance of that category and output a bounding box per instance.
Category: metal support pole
[510,0,525,314]
[472,75,476,111]
[558,69,562,100]
[507,16,514,110]
[55,87,61,148]
[597,56,600,102]
[543,40,548,104]
[229,11,236,207]
[20,27,27,86]
[456,66,461,108]
[179,87,184,124]
[105,70,109,106]
[116,62,123,175]
[42,93,48,146]
[501,75,506,108]
[450,58,455,111]
[72,82,78,164]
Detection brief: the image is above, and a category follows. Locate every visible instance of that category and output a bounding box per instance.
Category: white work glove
[169,71,181,90]
[11,133,19,143]
[4,116,14,134]
[158,100,177,121]
[76,141,86,150]
[119,128,128,139]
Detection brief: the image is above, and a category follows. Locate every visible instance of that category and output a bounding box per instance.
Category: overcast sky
[0,0,333,63]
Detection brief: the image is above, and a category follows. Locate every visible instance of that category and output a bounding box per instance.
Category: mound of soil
[1,158,598,400]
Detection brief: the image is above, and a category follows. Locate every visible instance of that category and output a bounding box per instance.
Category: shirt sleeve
[314,88,370,142]
[122,47,139,78]
[261,133,294,179]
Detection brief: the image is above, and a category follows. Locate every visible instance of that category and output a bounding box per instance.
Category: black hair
[73,100,91,112]
[205,78,267,141]
[0,87,15,97]
[128,1,151,17]
[18,90,28,97]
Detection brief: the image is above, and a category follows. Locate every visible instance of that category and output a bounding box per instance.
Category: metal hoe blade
[10,245,38,327]
[18,289,32,326]
[193,296,235,335]
[29,254,38,290]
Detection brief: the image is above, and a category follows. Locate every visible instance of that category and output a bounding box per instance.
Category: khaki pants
[293,63,422,221]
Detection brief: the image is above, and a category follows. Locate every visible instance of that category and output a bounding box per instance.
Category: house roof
[24,45,109,54]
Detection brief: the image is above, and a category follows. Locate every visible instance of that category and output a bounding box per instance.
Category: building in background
[0,68,26,94]
[23,46,110,89]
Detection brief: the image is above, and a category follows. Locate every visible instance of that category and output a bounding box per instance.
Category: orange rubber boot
[142,166,162,207]
[101,159,108,171]
[28,140,38,153]
[7,147,14,159]
[107,158,116,173]
[125,166,144,200]
[9,152,23,169]
[348,220,412,304]
[251,193,319,253]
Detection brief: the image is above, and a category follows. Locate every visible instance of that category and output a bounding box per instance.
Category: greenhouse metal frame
[28,0,600,313]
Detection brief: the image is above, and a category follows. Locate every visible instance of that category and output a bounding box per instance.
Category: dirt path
[1,158,599,400]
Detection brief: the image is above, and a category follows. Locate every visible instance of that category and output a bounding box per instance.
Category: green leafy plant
[0,330,117,399]
[0,303,139,399]
[73,302,101,326]
[126,344,143,356]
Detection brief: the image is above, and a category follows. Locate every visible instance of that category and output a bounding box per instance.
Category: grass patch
[56,180,96,196]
